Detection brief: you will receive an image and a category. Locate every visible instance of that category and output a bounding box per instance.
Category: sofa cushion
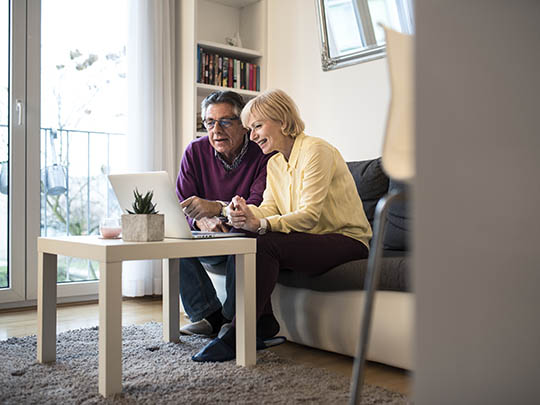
[346,159,389,225]
[383,180,410,251]
[204,253,411,293]
[277,254,411,292]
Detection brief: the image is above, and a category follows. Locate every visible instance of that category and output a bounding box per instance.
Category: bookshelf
[179,0,267,148]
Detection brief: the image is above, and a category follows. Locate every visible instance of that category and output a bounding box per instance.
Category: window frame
[315,0,413,71]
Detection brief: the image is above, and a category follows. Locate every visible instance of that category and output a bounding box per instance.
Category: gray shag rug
[0,322,408,404]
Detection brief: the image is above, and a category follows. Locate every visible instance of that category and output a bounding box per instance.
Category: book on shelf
[256,65,260,91]
[197,46,202,83]
[203,52,208,84]
[240,61,247,89]
[217,56,222,86]
[223,56,228,87]
[228,57,233,88]
[235,59,240,89]
[209,54,214,85]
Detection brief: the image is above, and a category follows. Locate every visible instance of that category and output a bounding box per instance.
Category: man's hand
[228,196,260,232]
[194,217,230,232]
[181,196,222,220]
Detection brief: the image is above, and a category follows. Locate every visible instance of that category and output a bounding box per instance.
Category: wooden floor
[0,296,411,396]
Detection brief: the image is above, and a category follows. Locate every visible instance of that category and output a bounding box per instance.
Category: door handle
[16,99,23,126]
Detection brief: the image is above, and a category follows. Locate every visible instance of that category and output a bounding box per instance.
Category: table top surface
[38,235,256,262]
[39,234,251,245]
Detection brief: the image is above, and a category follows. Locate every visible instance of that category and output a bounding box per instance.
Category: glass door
[0,0,26,303]
[0,0,10,293]
[2,0,128,304]
[35,0,127,299]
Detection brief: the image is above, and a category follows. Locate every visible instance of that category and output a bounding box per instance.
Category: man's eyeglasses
[203,116,240,130]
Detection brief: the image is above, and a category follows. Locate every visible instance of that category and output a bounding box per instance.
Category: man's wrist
[216,201,227,217]
[216,200,229,221]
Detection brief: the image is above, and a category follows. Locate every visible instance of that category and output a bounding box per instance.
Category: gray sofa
[205,158,413,370]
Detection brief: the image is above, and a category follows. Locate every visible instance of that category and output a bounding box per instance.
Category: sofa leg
[350,190,405,405]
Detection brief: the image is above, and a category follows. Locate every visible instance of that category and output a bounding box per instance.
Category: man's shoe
[217,315,280,339]
[180,318,215,337]
[192,337,235,362]
[192,335,287,362]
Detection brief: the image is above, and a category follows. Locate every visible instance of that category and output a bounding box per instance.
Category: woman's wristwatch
[256,218,268,235]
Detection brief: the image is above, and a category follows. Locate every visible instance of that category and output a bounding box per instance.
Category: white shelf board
[196,83,260,98]
[198,40,262,59]
[210,0,260,8]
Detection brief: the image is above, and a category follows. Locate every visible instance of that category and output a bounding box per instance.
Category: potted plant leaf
[121,188,164,242]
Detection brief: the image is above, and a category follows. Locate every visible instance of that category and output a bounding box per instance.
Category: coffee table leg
[162,258,180,342]
[37,251,57,363]
[236,252,256,366]
[98,261,123,397]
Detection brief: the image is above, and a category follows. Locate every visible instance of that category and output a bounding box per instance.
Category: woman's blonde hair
[241,89,305,138]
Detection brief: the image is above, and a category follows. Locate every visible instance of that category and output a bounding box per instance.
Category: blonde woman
[193,89,372,362]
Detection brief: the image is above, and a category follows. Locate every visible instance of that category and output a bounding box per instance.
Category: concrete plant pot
[121,214,164,242]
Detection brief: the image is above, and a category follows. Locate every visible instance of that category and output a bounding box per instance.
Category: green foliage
[127,189,159,215]
[56,257,98,283]
[0,265,7,288]
[42,175,100,236]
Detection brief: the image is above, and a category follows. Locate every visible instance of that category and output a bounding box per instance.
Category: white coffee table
[37,235,256,397]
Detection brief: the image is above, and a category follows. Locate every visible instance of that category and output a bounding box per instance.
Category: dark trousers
[230,232,369,323]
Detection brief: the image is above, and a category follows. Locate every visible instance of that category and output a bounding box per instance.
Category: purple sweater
[176,136,272,228]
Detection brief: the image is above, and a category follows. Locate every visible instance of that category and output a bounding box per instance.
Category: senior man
[176,90,278,339]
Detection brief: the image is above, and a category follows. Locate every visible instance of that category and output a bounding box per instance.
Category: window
[40,0,128,285]
[1,0,128,304]
[316,0,414,71]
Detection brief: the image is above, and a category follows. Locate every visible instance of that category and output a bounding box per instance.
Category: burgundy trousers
[232,231,369,322]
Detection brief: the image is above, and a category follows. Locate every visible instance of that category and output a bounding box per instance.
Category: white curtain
[124,0,177,297]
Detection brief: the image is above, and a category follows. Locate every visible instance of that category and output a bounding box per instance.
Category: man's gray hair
[200,91,246,121]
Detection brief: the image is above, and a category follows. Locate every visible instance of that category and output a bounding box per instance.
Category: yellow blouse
[249,133,372,248]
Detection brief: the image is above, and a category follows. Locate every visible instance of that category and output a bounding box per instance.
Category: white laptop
[108,171,244,239]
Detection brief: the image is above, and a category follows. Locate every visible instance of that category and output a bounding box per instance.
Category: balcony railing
[2,125,127,283]
[40,127,126,282]
[40,127,126,236]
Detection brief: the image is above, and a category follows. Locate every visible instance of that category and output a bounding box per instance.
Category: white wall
[415,1,540,403]
[266,0,390,162]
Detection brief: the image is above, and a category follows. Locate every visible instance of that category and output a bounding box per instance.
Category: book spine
[256,65,260,91]
[246,63,251,90]
[197,46,201,83]
[250,63,254,91]
[235,60,240,88]
[242,62,245,90]
[204,53,209,84]
[217,55,222,86]
[228,58,233,88]
[223,56,228,87]
[244,62,249,90]
[209,54,214,85]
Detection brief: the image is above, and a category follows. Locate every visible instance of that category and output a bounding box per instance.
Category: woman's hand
[227,196,260,233]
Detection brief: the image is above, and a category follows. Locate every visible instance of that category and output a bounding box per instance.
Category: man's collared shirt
[214,134,250,171]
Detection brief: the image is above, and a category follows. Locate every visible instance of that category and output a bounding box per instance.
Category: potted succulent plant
[121,188,164,242]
